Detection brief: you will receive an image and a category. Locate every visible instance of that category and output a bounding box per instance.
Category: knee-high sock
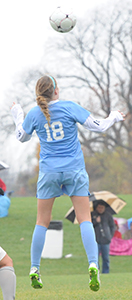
[0,267,16,300]
[31,225,47,270]
[80,221,98,267]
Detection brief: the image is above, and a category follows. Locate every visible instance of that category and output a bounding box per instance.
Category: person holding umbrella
[91,200,115,273]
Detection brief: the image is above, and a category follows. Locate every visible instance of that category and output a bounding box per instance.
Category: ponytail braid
[36,95,51,126]
[35,75,57,126]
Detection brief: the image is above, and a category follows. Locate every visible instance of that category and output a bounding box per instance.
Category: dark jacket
[91,210,115,244]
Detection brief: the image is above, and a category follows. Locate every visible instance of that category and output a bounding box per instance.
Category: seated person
[123,221,132,240]
[113,219,122,239]
[0,179,6,193]
[0,189,10,218]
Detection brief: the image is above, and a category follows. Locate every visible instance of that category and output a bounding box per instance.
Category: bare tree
[43,0,132,153]
[1,0,132,154]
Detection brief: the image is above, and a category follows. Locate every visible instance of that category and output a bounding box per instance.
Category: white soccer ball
[49,7,76,33]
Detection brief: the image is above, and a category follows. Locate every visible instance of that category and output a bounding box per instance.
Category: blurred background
[0,0,132,196]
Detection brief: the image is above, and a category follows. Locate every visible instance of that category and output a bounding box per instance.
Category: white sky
[0,0,107,104]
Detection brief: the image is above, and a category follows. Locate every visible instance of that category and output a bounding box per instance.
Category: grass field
[0,194,132,299]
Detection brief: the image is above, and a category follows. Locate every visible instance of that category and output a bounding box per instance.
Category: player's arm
[83,111,125,132]
[11,103,31,143]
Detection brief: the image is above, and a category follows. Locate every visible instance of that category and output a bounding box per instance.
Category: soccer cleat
[89,263,100,292]
[29,267,43,289]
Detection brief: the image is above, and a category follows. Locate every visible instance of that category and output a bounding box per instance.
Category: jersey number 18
[44,121,64,141]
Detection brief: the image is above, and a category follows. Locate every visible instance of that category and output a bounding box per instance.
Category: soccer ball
[49,7,76,33]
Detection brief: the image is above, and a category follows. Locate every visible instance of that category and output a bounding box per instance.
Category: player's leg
[71,195,100,292]
[30,197,55,289]
[71,195,98,265]
[30,171,63,288]
[0,248,16,300]
[0,253,13,268]
[62,168,99,290]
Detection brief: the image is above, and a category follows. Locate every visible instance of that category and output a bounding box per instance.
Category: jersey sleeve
[83,111,124,132]
[22,110,35,135]
[11,104,32,142]
[70,102,91,124]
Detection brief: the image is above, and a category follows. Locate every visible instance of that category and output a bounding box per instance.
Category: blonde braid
[36,95,51,126]
[36,75,56,126]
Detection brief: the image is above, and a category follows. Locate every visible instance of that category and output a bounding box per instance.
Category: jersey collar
[49,100,59,105]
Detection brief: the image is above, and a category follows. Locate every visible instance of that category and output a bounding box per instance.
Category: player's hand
[118,110,125,120]
[10,102,16,109]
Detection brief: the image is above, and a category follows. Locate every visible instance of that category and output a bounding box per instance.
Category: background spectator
[0,188,10,218]
[113,219,122,239]
[123,221,132,240]
[0,246,16,300]
[91,201,115,273]
[0,179,6,193]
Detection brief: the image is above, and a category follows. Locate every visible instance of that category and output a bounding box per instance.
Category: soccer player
[0,246,16,300]
[11,74,125,292]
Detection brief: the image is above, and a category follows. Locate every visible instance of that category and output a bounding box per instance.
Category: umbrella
[65,190,126,224]
[0,161,9,171]
[65,206,78,224]
[89,191,126,215]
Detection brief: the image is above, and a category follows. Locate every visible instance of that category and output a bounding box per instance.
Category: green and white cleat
[29,267,43,289]
[89,263,100,292]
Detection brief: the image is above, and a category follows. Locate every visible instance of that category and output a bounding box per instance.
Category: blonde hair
[36,75,57,126]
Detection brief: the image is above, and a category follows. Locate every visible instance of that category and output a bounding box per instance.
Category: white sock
[0,267,16,300]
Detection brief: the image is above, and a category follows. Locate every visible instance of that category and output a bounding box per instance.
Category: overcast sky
[0,0,108,104]
[1,0,120,184]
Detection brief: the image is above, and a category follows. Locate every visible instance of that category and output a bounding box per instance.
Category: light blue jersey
[22,100,90,172]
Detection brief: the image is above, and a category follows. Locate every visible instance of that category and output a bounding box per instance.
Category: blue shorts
[37,168,90,199]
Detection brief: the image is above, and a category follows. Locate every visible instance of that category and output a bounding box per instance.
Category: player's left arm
[83,111,125,132]
[11,103,31,143]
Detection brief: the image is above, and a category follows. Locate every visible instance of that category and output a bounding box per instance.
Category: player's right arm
[83,111,125,132]
[11,103,31,143]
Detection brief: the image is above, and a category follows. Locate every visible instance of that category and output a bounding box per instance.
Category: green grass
[0,194,132,299]
[13,273,132,299]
